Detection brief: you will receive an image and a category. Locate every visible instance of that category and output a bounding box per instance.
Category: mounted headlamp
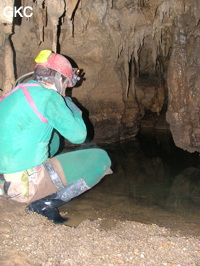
[69,68,81,87]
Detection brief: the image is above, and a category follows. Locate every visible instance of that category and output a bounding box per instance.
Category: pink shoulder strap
[0,85,21,102]
[0,83,48,123]
[21,84,48,123]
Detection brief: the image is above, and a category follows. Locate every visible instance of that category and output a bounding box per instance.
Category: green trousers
[50,131,112,188]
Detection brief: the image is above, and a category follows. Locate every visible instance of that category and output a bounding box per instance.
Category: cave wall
[0,0,199,150]
[166,1,200,153]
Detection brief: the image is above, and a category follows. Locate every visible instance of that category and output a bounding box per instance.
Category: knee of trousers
[92,148,112,168]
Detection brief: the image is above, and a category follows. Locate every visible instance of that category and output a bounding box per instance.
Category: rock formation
[0,0,199,152]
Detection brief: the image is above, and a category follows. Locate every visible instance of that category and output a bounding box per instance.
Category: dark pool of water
[60,130,200,235]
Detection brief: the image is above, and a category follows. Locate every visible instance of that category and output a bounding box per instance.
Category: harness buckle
[43,160,64,191]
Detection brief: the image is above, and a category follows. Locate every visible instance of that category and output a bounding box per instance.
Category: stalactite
[33,0,47,44]
[77,1,92,33]
[124,53,129,98]
[133,28,146,79]
[152,41,158,75]
[109,0,114,9]
[0,1,15,94]
[138,0,145,8]
[66,0,80,20]
[25,0,81,48]
[65,0,80,37]
[118,43,123,58]
[151,0,184,80]
[129,55,136,100]
[47,0,65,52]
[2,25,15,95]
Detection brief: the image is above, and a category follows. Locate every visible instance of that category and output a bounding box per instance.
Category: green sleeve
[44,92,87,144]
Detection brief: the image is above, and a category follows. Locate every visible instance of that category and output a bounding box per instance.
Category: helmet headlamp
[69,68,81,87]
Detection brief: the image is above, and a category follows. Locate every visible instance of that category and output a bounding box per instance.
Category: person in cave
[0,50,112,224]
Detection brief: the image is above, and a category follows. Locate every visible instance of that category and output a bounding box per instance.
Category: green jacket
[0,81,87,174]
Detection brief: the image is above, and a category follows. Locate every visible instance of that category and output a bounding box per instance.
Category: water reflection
[61,131,200,233]
[108,131,200,211]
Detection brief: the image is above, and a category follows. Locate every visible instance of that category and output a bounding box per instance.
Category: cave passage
[60,131,200,234]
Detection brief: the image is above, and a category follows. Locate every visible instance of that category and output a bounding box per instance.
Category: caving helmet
[34,50,80,94]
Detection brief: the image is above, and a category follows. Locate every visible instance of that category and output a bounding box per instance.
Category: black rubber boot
[26,178,90,224]
[26,193,67,224]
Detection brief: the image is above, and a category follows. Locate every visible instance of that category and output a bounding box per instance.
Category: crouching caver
[0,50,112,224]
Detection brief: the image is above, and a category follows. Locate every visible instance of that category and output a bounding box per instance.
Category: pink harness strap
[21,85,48,123]
[0,85,22,102]
[0,83,48,123]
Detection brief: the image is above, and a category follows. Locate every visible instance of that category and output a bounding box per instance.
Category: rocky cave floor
[0,189,200,266]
